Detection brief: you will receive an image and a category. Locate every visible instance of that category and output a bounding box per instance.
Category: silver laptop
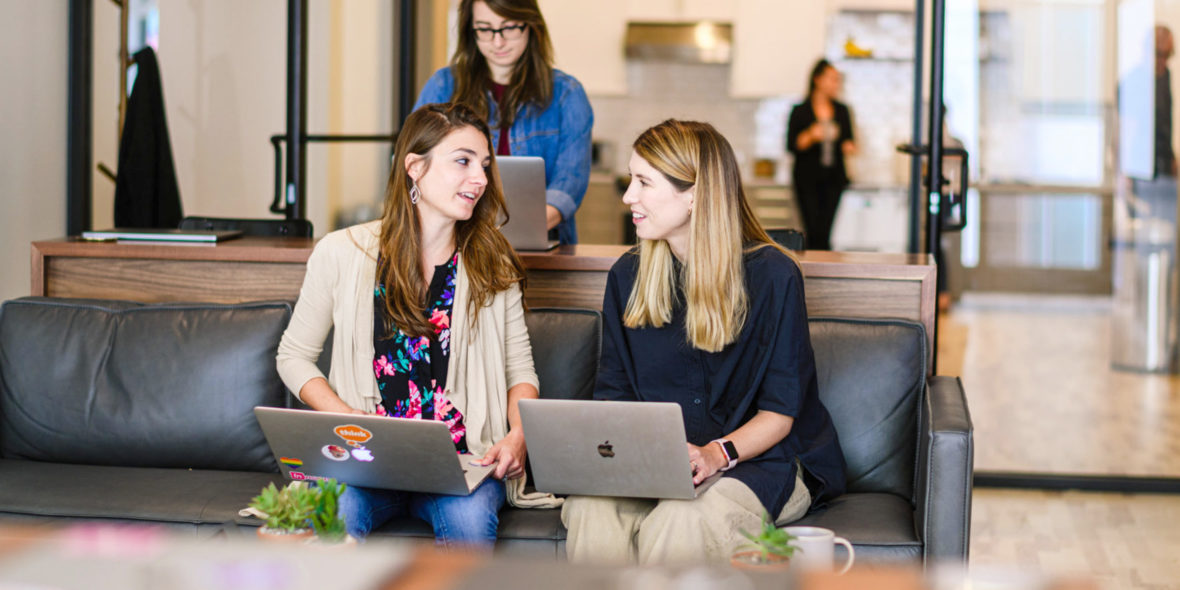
[496,156,559,251]
[253,407,495,496]
[518,399,721,500]
[80,228,242,243]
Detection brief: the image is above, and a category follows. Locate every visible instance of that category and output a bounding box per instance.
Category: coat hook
[97,162,117,183]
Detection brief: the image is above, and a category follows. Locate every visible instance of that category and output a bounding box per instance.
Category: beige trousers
[561,470,811,565]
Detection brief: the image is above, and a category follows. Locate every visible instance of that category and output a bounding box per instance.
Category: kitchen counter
[32,238,936,370]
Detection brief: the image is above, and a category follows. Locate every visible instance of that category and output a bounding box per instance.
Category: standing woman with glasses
[414,0,593,244]
[786,59,856,251]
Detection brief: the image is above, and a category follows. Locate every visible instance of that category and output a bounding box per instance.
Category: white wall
[88,0,395,236]
[157,1,307,226]
[0,1,67,301]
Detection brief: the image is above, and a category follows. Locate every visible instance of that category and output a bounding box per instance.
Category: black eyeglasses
[473,24,527,42]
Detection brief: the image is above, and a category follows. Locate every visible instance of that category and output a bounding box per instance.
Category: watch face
[723,440,739,461]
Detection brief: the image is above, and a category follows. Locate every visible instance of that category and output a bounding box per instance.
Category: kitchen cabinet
[542,0,628,95]
[547,0,833,98]
[626,0,734,22]
[731,0,828,98]
[576,177,630,245]
[830,0,915,10]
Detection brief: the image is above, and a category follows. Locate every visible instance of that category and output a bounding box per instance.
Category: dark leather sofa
[372,316,973,566]
[0,297,293,537]
[0,297,971,566]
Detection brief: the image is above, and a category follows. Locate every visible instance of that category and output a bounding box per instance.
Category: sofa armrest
[913,376,973,565]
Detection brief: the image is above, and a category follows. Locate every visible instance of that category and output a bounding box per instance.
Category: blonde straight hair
[624,120,792,352]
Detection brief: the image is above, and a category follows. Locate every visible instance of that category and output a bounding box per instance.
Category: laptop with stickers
[253,407,495,496]
[518,399,721,500]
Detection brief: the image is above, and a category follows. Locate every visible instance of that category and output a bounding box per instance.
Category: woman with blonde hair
[414,0,592,244]
[561,119,847,564]
[276,102,558,549]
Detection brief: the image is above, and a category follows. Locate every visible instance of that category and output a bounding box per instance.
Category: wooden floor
[937,293,1180,588]
[971,489,1180,590]
[937,293,1180,477]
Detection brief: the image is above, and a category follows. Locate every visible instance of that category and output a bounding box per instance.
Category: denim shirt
[414,67,594,244]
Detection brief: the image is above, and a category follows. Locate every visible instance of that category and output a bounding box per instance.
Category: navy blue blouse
[595,246,847,516]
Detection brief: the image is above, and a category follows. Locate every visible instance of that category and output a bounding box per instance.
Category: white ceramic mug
[782,526,855,574]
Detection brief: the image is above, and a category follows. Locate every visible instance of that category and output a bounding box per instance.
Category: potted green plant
[730,513,797,571]
[248,481,316,542]
[308,478,353,545]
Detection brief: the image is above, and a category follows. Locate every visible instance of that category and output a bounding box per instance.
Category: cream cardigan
[276,220,559,508]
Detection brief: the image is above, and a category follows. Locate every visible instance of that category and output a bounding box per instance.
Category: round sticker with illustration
[322,444,350,461]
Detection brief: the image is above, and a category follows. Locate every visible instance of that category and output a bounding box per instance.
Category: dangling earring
[410,182,421,205]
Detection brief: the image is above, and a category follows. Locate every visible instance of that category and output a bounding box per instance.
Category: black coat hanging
[114,46,183,228]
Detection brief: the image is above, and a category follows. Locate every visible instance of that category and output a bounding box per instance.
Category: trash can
[1111,216,1178,372]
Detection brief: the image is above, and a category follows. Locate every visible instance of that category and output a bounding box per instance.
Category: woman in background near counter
[561,119,847,565]
[787,59,856,251]
[414,0,593,245]
[276,103,558,549]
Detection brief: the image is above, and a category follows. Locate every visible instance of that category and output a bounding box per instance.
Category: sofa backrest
[809,317,926,500]
[524,310,924,501]
[0,297,291,472]
[526,308,602,401]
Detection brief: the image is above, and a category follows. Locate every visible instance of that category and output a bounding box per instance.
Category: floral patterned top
[373,252,467,453]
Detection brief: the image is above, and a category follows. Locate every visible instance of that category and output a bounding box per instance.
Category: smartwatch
[713,438,739,471]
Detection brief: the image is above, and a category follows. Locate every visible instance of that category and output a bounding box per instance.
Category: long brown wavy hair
[625,119,790,352]
[450,0,554,130]
[376,102,526,339]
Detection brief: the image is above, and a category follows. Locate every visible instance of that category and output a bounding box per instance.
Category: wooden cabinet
[575,177,629,245]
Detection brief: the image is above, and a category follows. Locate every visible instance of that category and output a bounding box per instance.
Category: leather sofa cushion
[0,297,291,472]
[525,309,601,401]
[0,459,285,525]
[787,492,922,563]
[809,318,926,499]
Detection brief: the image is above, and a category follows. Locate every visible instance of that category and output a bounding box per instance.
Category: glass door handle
[895,144,971,232]
[940,147,969,232]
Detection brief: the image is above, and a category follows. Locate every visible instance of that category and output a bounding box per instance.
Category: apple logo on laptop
[597,440,614,458]
[351,447,374,462]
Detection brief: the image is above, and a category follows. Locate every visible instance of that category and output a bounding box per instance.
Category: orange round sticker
[334,424,373,447]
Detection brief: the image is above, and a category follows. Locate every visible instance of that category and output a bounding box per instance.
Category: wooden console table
[31,238,935,367]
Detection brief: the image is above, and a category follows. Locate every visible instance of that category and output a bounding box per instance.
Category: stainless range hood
[624,21,733,64]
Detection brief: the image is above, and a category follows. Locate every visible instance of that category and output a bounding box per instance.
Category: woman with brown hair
[561,119,847,564]
[414,0,593,244]
[276,102,558,549]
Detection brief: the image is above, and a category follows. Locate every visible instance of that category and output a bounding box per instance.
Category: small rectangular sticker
[279,457,303,467]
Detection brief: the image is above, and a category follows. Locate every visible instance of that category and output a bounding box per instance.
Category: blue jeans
[338,478,506,549]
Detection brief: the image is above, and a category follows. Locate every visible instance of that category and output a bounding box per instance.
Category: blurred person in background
[786,59,857,251]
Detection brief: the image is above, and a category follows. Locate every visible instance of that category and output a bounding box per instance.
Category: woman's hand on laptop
[686,442,726,485]
[478,430,528,480]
